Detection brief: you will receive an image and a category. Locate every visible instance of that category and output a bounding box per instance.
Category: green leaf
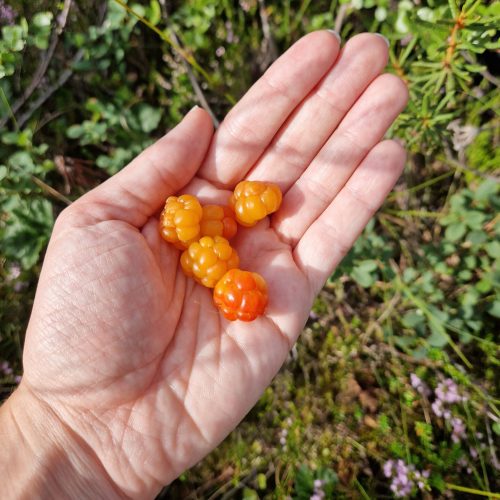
[466,230,487,245]
[445,222,466,241]
[66,125,83,139]
[256,473,267,490]
[2,25,26,51]
[294,465,314,499]
[447,0,459,17]
[487,301,500,318]
[427,323,449,347]
[351,263,377,288]
[148,0,162,25]
[463,210,486,229]
[485,241,500,259]
[1,197,54,269]
[137,104,162,133]
[0,165,7,181]
[32,12,53,28]
[474,179,499,201]
[242,488,259,500]
[493,422,500,436]
[402,311,425,328]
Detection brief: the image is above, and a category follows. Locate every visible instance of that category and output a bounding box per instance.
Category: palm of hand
[20,32,407,498]
[24,186,308,495]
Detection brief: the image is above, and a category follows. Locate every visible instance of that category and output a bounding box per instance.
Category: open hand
[12,31,407,499]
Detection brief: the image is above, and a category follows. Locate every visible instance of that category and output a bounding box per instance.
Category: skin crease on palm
[2,31,408,499]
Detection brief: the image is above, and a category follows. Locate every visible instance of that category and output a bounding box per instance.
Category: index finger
[198,30,341,188]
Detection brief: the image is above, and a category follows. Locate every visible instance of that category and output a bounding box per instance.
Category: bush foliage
[1,0,498,498]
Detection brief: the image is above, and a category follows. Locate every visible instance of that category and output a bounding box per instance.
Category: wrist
[0,383,126,500]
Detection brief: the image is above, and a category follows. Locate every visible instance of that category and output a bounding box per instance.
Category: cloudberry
[213,269,268,321]
[229,180,282,227]
[200,205,238,240]
[181,236,239,288]
[159,194,203,248]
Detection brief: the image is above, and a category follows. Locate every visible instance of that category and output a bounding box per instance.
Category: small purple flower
[215,46,225,57]
[14,281,28,292]
[451,417,466,443]
[410,373,422,389]
[309,310,319,321]
[410,373,431,396]
[432,399,444,417]
[0,1,17,25]
[310,495,323,500]
[6,262,21,281]
[384,459,395,478]
[279,428,287,446]
[470,447,478,459]
[239,0,251,12]
[435,378,461,404]
[414,471,426,490]
[390,476,412,497]
[14,375,22,384]
[396,459,409,477]
[311,477,325,499]
[1,361,13,375]
[431,399,451,419]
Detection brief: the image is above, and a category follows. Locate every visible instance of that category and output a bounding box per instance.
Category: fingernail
[188,104,200,113]
[327,29,341,44]
[374,33,390,47]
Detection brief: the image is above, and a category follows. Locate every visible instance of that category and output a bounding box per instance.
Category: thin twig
[442,146,500,181]
[258,0,278,70]
[365,292,401,337]
[31,175,72,205]
[0,0,73,130]
[334,3,350,34]
[461,51,500,87]
[158,0,219,127]
[17,49,84,129]
[113,0,235,105]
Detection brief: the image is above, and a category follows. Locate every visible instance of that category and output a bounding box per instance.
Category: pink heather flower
[385,459,430,496]
[14,375,22,384]
[279,428,287,446]
[432,399,444,417]
[7,262,21,281]
[14,281,28,292]
[239,0,251,12]
[390,476,412,497]
[431,399,451,419]
[1,361,13,375]
[410,373,431,396]
[410,373,422,389]
[0,1,16,25]
[309,310,319,320]
[435,379,461,404]
[470,447,478,459]
[451,417,466,443]
[215,46,225,57]
[414,471,426,490]
[383,459,395,478]
[312,478,325,499]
